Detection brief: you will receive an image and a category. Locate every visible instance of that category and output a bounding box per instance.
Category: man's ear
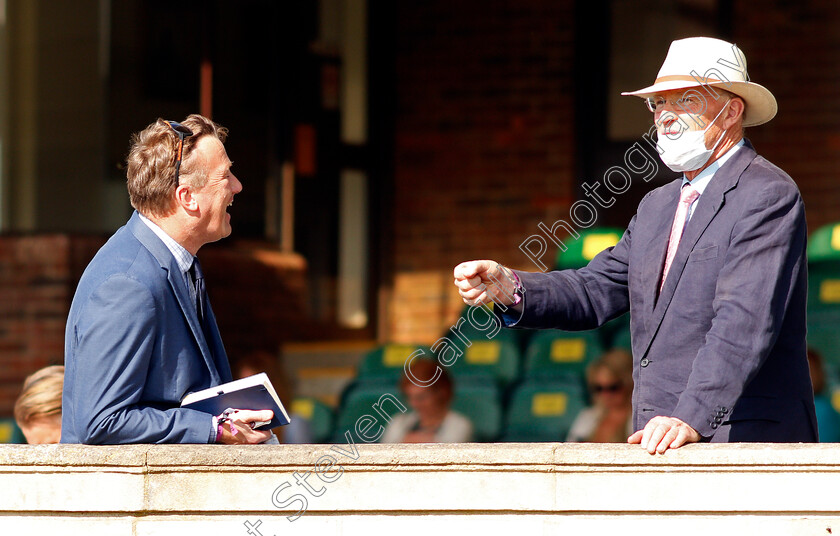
[175,184,199,212]
[725,97,746,128]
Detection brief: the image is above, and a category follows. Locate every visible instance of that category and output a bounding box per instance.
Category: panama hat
[622,37,777,127]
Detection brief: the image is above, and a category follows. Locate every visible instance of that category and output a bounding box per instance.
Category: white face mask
[656,99,730,173]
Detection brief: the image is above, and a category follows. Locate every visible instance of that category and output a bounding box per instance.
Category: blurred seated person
[14,366,64,444]
[807,348,840,442]
[567,349,633,443]
[381,358,473,443]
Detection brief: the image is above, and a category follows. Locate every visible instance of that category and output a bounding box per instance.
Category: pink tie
[661,185,700,291]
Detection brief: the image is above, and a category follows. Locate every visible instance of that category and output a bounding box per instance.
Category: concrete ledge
[2,443,839,534]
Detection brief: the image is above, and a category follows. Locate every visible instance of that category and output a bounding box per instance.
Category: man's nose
[655,111,676,130]
[231,172,243,194]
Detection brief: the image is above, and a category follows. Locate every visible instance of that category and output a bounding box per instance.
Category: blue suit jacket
[512,141,817,442]
[61,212,233,444]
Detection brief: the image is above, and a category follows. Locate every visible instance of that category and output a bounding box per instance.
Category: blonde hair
[125,114,229,217]
[586,349,633,392]
[14,365,64,426]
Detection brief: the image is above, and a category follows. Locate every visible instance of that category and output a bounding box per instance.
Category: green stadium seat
[0,418,25,444]
[502,379,587,442]
[814,389,840,443]
[807,222,840,262]
[555,227,624,270]
[550,227,627,355]
[806,222,840,371]
[807,260,840,370]
[449,381,503,442]
[357,344,432,382]
[808,261,840,313]
[437,305,526,385]
[596,312,631,350]
[523,329,604,381]
[332,382,407,442]
[611,327,633,352]
[443,338,521,386]
[290,397,334,443]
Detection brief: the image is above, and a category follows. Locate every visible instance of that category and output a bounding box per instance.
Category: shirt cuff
[498,271,525,326]
[511,271,523,306]
[211,416,220,443]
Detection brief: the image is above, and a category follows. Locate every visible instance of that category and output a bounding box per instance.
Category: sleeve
[671,179,807,437]
[565,406,599,442]
[435,411,474,443]
[380,413,414,443]
[67,274,216,444]
[503,213,636,331]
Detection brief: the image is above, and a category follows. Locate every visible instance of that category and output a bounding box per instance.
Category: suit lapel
[642,142,757,356]
[126,212,223,385]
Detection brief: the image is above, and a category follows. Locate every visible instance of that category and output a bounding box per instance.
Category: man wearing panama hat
[454,37,817,453]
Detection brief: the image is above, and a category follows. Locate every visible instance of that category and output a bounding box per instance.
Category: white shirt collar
[138,212,195,274]
[682,138,745,194]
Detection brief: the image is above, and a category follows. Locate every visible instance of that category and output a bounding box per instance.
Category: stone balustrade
[2,442,838,535]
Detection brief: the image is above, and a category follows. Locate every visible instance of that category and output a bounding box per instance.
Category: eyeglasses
[644,95,705,115]
[166,121,194,186]
[589,382,622,394]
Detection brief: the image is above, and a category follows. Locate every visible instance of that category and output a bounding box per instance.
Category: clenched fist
[453,260,520,307]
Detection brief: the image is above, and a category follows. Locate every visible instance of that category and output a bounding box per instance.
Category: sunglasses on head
[166,121,194,187]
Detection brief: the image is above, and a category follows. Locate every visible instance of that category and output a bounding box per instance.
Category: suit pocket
[687,245,718,263]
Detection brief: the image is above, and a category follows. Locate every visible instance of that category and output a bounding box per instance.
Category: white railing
[2,442,839,535]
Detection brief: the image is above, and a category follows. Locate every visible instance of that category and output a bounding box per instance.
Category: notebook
[180,373,290,430]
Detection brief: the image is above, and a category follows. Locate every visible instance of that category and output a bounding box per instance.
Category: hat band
[654,74,727,85]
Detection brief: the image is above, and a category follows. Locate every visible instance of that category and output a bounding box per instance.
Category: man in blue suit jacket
[454,38,817,453]
[62,115,273,444]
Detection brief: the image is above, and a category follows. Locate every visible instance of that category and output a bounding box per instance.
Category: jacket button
[714,417,722,424]
[711,422,719,429]
[640,358,650,367]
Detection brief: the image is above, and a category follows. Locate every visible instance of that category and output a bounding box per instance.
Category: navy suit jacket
[511,141,817,442]
[61,212,233,444]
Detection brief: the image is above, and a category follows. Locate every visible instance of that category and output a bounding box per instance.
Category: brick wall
[0,235,103,417]
[200,243,308,361]
[0,234,307,418]
[390,1,577,343]
[731,0,840,232]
